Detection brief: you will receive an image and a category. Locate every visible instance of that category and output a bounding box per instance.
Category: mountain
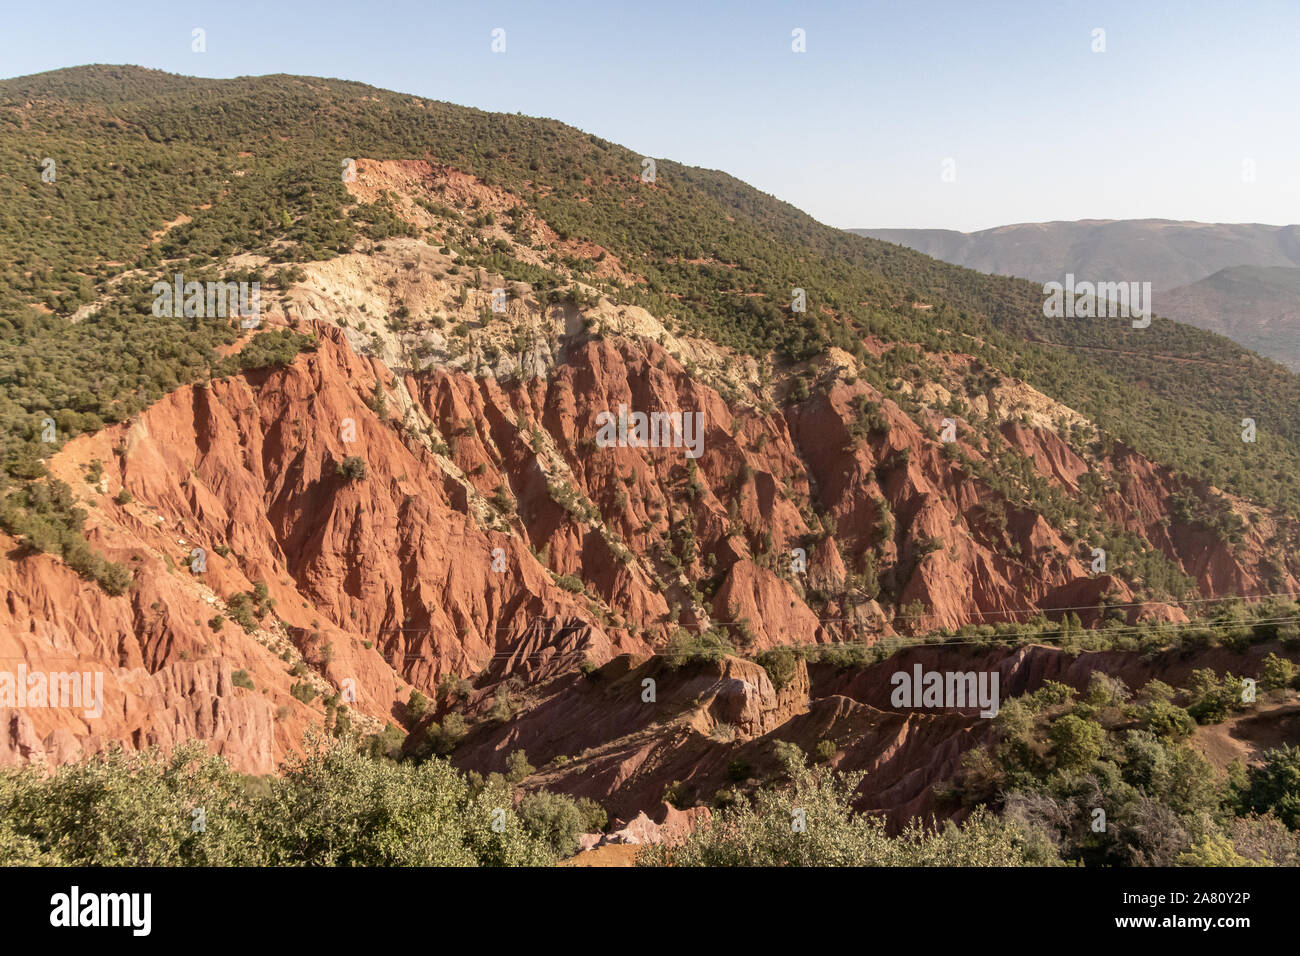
[852,220,1300,372]
[851,220,1300,290]
[1159,265,1300,371]
[1,66,1299,866]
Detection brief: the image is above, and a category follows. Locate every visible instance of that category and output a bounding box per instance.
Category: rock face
[507,639,1300,833]
[4,160,1298,826]
[596,804,712,847]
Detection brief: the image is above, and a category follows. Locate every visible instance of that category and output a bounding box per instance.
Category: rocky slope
[3,159,1298,829]
[3,70,1300,832]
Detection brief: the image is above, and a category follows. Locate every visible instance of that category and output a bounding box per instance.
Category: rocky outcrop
[581,803,712,850]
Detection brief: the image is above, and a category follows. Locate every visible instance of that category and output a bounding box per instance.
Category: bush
[517,791,585,857]
[424,713,467,755]
[97,561,133,596]
[407,690,431,722]
[662,629,734,668]
[754,647,798,691]
[575,797,607,834]
[231,669,254,690]
[1135,697,1196,739]
[0,737,560,866]
[640,750,1029,866]
[1259,653,1297,691]
[1184,669,1248,724]
[337,456,368,481]
[663,780,689,809]
[1049,714,1107,773]
[226,593,260,633]
[488,690,514,723]
[771,740,806,770]
[505,750,534,783]
[363,723,406,761]
[1235,746,1300,830]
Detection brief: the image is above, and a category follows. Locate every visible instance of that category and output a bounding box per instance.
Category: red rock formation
[3,310,1296,829]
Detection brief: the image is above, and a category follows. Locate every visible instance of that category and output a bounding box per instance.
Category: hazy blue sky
[6,0,1298,231]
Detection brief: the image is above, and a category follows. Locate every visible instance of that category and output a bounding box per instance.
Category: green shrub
[662,629,734,668]
[1260,653,1297,691]
[0,737,559,866]
[505,750,534,783]
[226,593,260,633]
[1049,714,1107,773]
[1234,746,1300,829]
[575,797,607,833]
[97,561,133,596]
[424,713,467,755]
[517,791,585,857]
[754,647,798,691]
[338,456,368,481]
[407,690,431,722]
[640,750,1029,866]
[1184,669,1248,724]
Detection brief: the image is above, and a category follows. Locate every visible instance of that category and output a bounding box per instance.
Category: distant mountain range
[850,220,1300,370]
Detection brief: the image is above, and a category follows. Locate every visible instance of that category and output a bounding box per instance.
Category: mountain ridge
[851,219,1300,290]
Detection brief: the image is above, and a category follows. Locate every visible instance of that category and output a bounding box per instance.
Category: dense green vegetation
[755,594,1300,671]
[640,749,1030,865]
[942,675,1300,866]
[0,735,593,865]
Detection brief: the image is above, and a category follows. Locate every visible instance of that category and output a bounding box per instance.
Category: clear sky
[5,0,1298,232]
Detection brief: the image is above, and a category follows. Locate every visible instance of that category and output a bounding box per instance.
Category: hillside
[853,220,1300,371]
[1160,265,1300,371]
[2,66,1300,866]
